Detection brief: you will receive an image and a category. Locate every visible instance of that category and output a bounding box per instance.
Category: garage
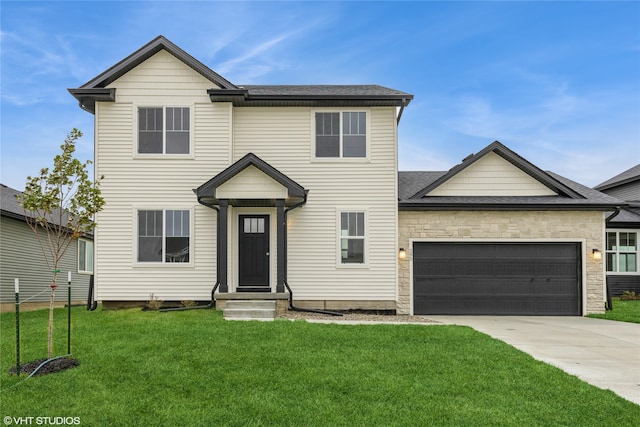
[413,242,582,315]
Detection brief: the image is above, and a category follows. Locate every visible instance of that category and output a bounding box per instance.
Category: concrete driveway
[427,316,640,405]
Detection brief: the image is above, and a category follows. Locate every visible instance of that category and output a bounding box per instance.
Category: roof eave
[595,176,640,192]
[67,88,116,114]
[398,202,623,211]
[208,90,413,107]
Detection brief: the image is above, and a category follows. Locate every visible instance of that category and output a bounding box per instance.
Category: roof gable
[196,153,306,207]
[411,141,583,200]
[77,35,236,90]
[68,35,237,113]
[595,164,640,191]
[215,165,288,200]
[104,49,215,103]
[426,151,558,197]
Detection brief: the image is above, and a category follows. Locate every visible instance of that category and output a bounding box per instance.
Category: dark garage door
[413,242,581,315]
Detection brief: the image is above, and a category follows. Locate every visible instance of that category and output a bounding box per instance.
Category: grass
[588,298,640,324]
[1,307,639,426]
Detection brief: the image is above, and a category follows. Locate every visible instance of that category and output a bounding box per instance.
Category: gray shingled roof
[0,183,24,219]
[594,164,640,191]
[70,36,413,113]
[609,205,640,225]
[242,85,412,97]
[1,184,93,236]
[398,171,445,201]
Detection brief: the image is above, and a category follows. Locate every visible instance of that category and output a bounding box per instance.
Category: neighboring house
[594,164,640,296]
[0,184,93,312]
[68,35,621,316]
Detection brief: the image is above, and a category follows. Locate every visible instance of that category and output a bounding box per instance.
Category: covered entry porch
[195,153,307,305]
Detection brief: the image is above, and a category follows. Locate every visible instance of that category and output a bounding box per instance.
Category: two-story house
[69,36,411,314]
[69,36,621,316]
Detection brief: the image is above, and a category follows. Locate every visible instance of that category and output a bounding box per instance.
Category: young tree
[18,128,105,358]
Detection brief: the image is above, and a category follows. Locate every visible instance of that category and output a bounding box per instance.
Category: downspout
[284,193,343,317]
[160,196,220,312]
[605,208,621,223]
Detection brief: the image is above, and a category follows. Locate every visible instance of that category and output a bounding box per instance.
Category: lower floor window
[606,231,638,273]
[340,211,365,264]
[78,239,94,273]
[138,209,190,263]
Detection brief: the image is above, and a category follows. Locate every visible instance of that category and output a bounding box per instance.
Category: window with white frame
[78,239,94,273]
[340,212,365,264]
[606,231,638,273]
[138,209,190,263]
[138,107,190,154]
[315,112,366,158]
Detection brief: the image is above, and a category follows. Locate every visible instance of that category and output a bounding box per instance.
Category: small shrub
[145,293,163,310]
[620,291,640,301]
[181,300,198,307]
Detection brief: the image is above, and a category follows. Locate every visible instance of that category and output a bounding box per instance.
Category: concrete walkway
[427,316,640,405]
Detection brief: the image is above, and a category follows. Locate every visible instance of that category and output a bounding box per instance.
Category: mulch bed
[8,357,79,376]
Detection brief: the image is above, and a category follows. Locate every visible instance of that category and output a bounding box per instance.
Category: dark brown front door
[238,215,270,292]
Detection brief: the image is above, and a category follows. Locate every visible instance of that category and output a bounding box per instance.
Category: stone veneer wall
[398,210,605,315]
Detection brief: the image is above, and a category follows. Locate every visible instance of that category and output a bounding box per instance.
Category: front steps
[223,300,277,321]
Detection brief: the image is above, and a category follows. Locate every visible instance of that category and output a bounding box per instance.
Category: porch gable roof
[195,153,307,207]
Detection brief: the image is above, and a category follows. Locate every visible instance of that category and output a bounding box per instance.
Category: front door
[238,215,270,292]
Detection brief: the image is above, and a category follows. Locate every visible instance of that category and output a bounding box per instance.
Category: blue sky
[1,1,639,191]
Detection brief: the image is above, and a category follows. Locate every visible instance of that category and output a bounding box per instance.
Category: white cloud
[215,33,294,80]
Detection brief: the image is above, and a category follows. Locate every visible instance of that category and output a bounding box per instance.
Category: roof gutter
[398,202,624,211]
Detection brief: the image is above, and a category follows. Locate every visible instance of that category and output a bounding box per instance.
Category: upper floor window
[606,231,638,273]
[138,107,190,154]
[138,209,190,263]
[316,112,366,158]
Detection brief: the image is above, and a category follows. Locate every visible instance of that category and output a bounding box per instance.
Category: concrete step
[225,300,277,310]
[223,300,276,321]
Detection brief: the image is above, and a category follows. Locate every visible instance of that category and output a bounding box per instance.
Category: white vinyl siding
[94,50,228,301]
[427,152,558,196]
[216,165,288,199]
[233,107,398,301]
[93,49,398,303]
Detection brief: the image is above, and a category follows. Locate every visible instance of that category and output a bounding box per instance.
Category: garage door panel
[413,243,581,315]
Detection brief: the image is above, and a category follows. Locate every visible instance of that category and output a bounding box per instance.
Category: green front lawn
[589,298,640,324]
[2,307,638,426]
